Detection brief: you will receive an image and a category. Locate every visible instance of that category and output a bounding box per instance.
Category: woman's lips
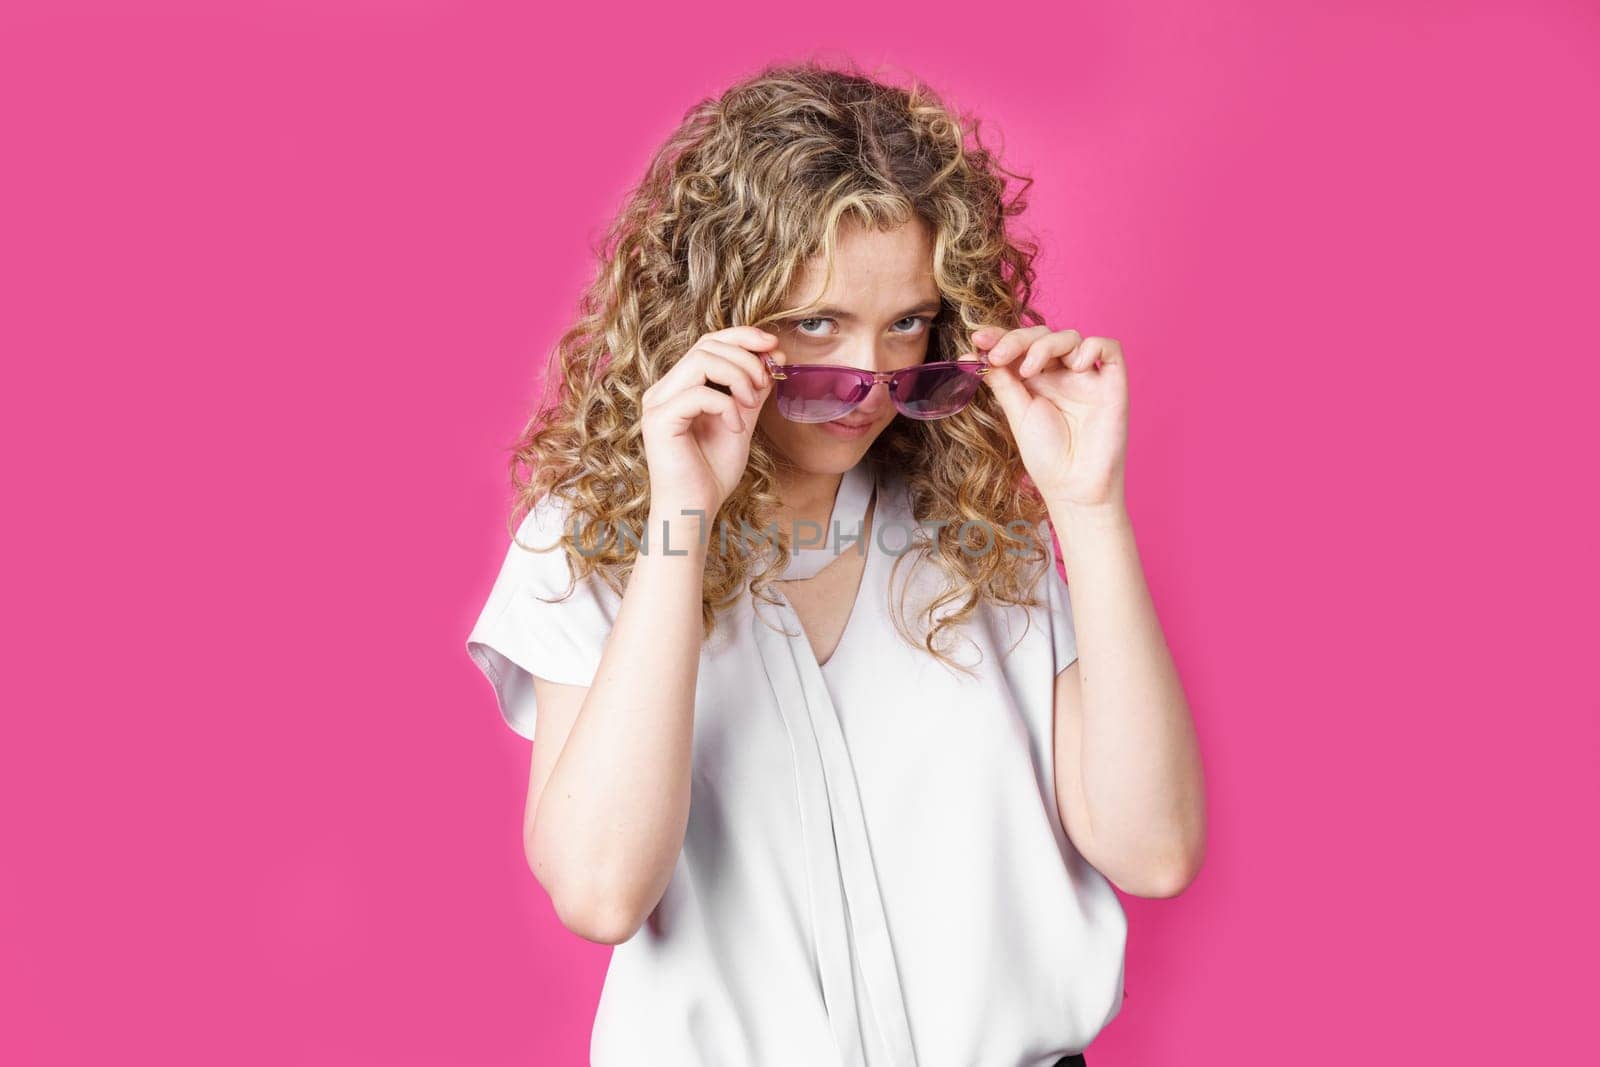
[818,417,875,438]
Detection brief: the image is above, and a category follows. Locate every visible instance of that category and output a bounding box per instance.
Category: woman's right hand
[640,326,780,520]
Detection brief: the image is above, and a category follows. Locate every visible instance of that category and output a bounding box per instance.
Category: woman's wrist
[1043,493,1131,540]
[641,503,717,562]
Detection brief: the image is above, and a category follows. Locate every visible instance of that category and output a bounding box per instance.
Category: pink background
[3,1,1596,1064]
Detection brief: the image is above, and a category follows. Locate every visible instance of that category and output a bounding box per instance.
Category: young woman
[466,59,1205,1067]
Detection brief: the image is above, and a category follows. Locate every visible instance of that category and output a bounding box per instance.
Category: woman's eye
[791,316,931,338]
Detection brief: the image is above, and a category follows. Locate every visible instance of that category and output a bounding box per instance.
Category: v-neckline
[777,461,876,581]
[817,485,875,673]
[775,465,879,674]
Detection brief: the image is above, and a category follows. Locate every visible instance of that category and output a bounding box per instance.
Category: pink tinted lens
[774,367,869,423]
[893,364,982,419]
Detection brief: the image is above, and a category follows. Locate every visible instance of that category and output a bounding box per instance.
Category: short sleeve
[1043,527,1080,674]
[464,495,620,741]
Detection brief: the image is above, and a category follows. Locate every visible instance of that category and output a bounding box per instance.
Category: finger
[684,348,759,409]
[709,325,782,356]
[1070,336,1123,373]
[981,363,1033,430]
[656,384,745,435]
[970,325,1005,350]
[972,324,1050,369]
[1020,330,1083,379]
[694,337,772,406]
[651,342,762,409]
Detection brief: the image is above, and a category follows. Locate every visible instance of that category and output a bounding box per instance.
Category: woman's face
[757,218,943,477]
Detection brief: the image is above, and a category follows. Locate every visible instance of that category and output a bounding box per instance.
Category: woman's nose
[852,379,893,416]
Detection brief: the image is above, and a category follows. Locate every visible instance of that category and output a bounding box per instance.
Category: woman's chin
[765,419,886,472]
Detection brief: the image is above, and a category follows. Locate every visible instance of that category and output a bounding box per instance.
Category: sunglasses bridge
[759,356,991,384]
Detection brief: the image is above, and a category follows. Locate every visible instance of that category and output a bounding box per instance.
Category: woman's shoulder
[513,485,630,559]
[496,489,623,602]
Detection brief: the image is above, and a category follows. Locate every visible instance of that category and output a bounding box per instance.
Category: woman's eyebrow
[800,299,944,321]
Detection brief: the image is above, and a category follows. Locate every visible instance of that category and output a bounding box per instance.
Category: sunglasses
[758,353,991,423]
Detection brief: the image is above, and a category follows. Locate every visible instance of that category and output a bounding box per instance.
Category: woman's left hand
[972,324,1129,511]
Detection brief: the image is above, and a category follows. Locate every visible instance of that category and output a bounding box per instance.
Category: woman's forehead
[785,220,939,316]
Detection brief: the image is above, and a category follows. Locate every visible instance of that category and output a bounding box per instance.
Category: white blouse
[465,459,1127,1066]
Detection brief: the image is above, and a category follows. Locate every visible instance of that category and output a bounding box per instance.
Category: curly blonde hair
[503,57,1061,673]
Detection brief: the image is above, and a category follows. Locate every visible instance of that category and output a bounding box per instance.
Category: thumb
[983,363,1033,430]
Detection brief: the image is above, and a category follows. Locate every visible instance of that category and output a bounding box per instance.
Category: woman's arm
[525,507,709,944]
[522,325,778,945]
[974,324,1207,898]
[1048,499,1206,898]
